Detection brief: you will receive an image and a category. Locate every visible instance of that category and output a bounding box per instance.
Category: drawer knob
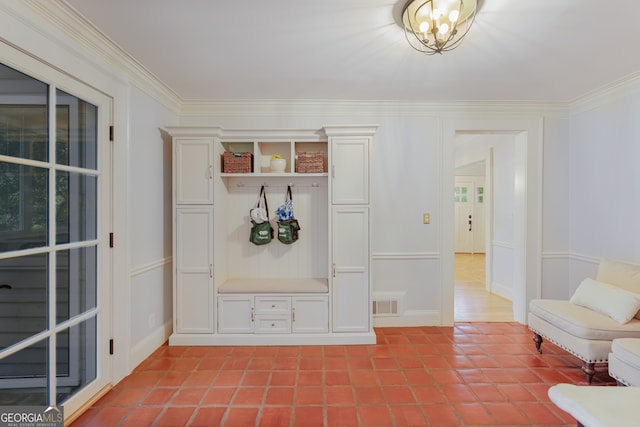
[271,323,275,327]
[272,304,275,308]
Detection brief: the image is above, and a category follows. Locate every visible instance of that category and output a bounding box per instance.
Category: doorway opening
[453,155,513,322]
[442,120,542,326]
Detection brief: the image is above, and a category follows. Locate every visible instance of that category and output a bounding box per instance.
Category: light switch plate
[423,213,430,224]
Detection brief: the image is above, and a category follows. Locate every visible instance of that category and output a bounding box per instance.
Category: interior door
[454,178,486,253]
[0,60,111,415]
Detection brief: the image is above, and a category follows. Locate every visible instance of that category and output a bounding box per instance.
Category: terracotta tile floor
[71,324,616,426]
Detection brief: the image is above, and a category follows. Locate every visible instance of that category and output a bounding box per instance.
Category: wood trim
[64,384,112,426]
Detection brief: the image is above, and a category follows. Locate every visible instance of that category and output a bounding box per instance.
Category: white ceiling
[64,0,640,103]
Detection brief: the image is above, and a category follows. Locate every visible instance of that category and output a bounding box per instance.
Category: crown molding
[179,98,569,119]
[569,71,640,116]
[23,0,182,114]
[164,126,326,140]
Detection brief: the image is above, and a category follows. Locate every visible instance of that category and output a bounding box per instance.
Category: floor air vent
[372,293,402,317]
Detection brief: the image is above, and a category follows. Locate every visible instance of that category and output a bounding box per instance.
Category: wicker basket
[296,151,325,173]
[223,152,253,173]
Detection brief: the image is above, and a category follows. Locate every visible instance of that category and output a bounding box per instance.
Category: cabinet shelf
[220,172,328,178]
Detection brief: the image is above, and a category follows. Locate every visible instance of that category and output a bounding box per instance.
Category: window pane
[0,253,48,350]
[56,172,97,244]
[57,246,97,324]
[0,338,48,405]
[0,64,49,162]
[56,90,97,170]
[0,163,49,252]
[56,317,96,404]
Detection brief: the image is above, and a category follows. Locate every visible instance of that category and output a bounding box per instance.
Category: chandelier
[402,0,477,55]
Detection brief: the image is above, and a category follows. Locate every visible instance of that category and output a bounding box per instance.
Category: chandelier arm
[404,6,439,54]
[401,0,477,55]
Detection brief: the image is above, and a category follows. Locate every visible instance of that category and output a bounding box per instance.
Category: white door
[175,207,214,333]
[0,60,111,415]
[331,137,369,205]
[454,178,486,253]
[218,296,254,333]
[174,138,214,205]
[331,207,369,332]
[292,296,329,333]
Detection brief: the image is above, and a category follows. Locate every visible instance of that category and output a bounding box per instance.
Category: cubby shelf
[220,172,328,178]
[221,139,328,175]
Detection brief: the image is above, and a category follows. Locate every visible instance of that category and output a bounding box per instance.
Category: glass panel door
[0,61,110,414]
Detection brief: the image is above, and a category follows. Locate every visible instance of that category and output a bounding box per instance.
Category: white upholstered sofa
[529,259,640,382]
[547,337,640,426]
[609,338,640,386]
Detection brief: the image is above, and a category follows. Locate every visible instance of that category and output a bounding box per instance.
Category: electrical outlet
[423,213,430,224]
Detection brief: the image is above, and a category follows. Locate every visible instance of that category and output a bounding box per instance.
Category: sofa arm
[548,383,640,427]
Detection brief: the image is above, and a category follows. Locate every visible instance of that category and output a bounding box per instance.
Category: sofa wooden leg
[582,362,595,384]
[532,333,543,354]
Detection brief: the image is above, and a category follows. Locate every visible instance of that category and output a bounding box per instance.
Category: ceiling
[64,0,640,103]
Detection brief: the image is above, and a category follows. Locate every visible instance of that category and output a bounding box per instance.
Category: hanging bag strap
[258,185,269,219]
[286,185,293,203]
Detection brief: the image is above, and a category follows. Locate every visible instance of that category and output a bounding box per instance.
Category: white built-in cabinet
[172,138,214,335]
[166,125,377,345]
[218,295,329,334]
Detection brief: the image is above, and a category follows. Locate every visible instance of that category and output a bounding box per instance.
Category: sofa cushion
[529,299,640,340]
[611,338,640,369]
[596,259,640,320]
[596,259,640,294]
[569,278,640,324]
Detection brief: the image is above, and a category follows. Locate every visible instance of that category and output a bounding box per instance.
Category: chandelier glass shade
[402,0,477,55]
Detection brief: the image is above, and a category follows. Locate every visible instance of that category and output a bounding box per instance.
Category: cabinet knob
[271,304,275,308]
[271,323,275,327]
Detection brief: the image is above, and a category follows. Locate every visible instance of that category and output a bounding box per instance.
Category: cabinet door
[331,207,370,332]
[175,207,214,333]
[292,295,329,333]
[218,296,254,333]
[331,137,369,204]
[174,138,214,205]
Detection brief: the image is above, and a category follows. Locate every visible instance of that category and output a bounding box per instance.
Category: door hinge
[109,233,114,248]
[109,339,114,355]
[109,125,114,142]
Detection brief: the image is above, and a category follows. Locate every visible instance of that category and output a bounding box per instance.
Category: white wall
[128,86,177,367]
[491,137,515,299]
[540,115,572,299]
[566,86,640,290]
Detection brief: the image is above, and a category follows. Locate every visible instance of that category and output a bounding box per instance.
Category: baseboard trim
[373,310,440,327]
[168,332,377,346]
[130,320,172,369]
[490,281,513,301]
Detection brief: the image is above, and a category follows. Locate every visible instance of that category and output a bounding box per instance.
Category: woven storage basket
[223,152,253,173]
[296,151,325,173]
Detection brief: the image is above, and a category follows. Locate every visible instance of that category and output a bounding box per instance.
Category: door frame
[0,41,114,416]
[441,118,543,325]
